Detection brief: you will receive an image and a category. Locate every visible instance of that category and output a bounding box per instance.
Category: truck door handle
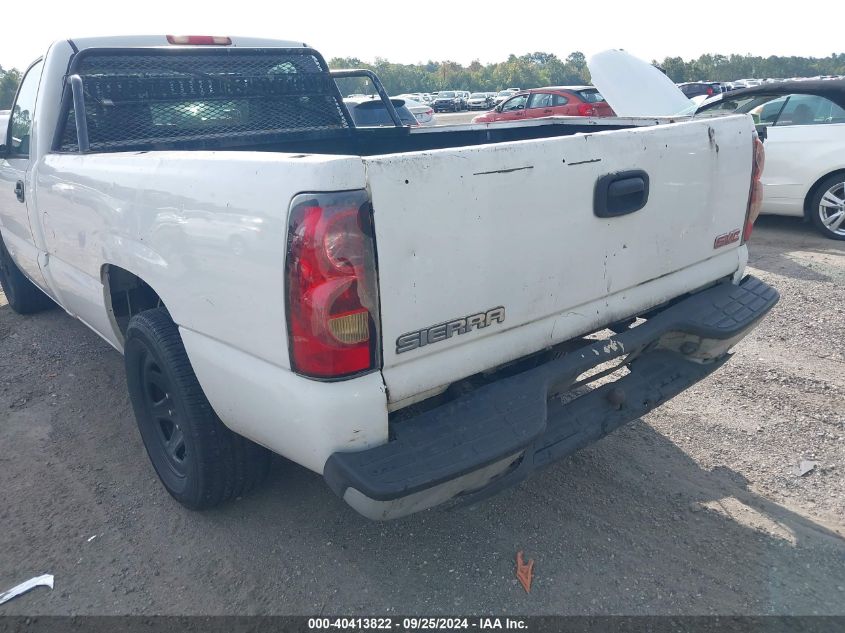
[14,180,25,203]
[594,170,649,218]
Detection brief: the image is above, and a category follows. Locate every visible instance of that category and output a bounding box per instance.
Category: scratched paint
[364,114,754,406]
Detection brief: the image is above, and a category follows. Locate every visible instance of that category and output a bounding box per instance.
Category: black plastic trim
[594,169,650,218]
[324,275,779,502]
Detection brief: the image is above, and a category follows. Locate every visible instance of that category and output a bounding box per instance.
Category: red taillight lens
[166,35,232,45]
[286,191,380,378]
[743,135,766,242]
[577,103,596,117]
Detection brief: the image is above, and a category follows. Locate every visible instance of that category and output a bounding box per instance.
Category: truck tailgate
[365,115,754,406]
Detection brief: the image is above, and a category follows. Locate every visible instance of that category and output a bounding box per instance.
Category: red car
[471,86,615,123]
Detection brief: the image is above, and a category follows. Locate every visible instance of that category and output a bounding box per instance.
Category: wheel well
[102,265,164,339]
[804,169,845,218]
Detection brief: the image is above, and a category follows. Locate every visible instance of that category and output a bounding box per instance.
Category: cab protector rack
[54,47,361,153]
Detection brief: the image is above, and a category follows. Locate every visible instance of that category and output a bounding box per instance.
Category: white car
[395,96,435,126]
[589,51,845,241]
[466,93,493,110]
[695,81,845,240]
[493,89,519,106]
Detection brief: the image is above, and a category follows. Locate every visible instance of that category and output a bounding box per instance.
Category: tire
[0,234,54,314]
[124,307,270,509]
[808,174,845,240]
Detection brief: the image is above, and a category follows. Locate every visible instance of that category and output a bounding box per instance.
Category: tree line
[328,52,845,95]
[2,52,844,109]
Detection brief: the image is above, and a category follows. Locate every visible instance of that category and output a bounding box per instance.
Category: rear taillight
[166,35,232,45]
[743,135,766,242]
[286,191,380,379]
[577,103,597,117]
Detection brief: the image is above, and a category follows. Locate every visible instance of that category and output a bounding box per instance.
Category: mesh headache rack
[53,47,401,153]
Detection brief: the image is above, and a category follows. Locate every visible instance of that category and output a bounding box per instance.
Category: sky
[1,0,843,71]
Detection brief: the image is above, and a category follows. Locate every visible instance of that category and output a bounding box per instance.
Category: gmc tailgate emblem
[714,228,741,249]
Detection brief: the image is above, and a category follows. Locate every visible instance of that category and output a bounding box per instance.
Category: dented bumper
[323,276,779,520]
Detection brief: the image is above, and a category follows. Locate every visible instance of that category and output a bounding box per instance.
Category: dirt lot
[1,215,843,615]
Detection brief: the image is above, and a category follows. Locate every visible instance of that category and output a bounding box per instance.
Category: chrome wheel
[818,181,845,237]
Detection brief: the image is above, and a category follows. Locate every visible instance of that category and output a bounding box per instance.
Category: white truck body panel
[367,116,753,405]
[35,151,366,364]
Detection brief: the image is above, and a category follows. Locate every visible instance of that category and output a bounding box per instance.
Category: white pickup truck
[0,36,778,519]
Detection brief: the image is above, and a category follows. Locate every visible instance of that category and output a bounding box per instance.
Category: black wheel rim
[140,351,188,477]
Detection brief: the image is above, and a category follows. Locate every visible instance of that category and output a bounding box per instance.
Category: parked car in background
[472,86,614,123]
[696,80,845,239]
[0,110,9,134]
[467,92,493,110]
[678,82,722,99]
[344,97,419,127]
[395,97,435,126]
[493,89,519,106]
[433,91,463,112]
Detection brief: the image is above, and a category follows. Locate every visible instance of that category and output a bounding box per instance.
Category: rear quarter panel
[34,151,367,366]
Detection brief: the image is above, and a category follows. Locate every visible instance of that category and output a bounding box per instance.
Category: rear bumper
[324,276,778,520]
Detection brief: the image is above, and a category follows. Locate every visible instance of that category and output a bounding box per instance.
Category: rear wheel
[124,307,270,509]
[809,174,845,240]
[0,235,54,314]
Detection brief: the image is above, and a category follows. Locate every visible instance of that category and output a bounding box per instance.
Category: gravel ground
[0,215,843,616]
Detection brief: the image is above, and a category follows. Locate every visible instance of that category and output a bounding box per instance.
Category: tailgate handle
[594,170,649,218]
